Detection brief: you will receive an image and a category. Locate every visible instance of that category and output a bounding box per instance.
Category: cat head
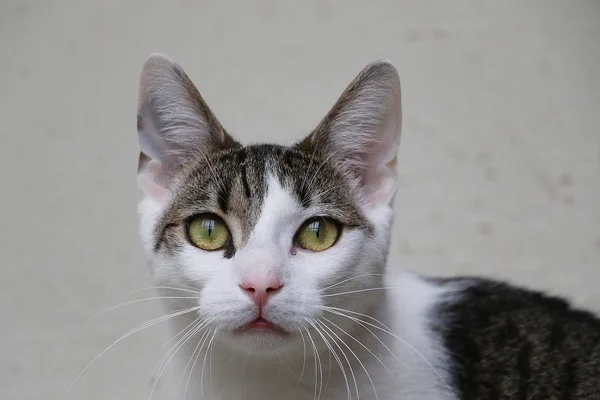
[136,54,402,355]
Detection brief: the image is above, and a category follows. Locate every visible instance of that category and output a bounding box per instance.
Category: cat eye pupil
[307,222,320,238]
[204,220,215,237]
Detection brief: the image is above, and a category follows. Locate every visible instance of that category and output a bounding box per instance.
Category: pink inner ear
[362,161,398,207]
[138,160,170,202]
[360,116,400,207]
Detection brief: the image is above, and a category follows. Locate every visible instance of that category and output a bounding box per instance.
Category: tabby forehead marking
[153,144,372,254]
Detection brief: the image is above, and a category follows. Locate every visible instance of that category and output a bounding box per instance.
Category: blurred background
[1,1,599,399]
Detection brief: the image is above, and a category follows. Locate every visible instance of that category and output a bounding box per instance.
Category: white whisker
[320,274,385,292]
[89,296,199,322]
[66,306,199,394]
[322,287,399,297]
[307,319,353,400]
[149,319,207,400]
[321,307,407,369]
[154,318,212,379]
[184,326,214,400]
[153,330,199,393]
[303,325,323,400]
[159,316,202,351]
[317,319,367,400]
[120,286,202,297]
[297,328,308,389]
[321,306,393,332]
[200,328,219,398]
[176,324,211,395]
[321,307,456,398]
[321,316,391,398]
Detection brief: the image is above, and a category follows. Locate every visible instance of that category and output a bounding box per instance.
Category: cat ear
[136,53,239,200]
[297,61,402,206]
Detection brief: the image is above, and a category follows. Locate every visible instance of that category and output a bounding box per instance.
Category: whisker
[221,352,241,368]
[321,308,456,398]
[66,306,199,393]
[177,327,211,394]
[159,316,202,351]
[297,329,307,389]
[89,296,200,322]
[307,319,353,400]
[150,319,210,392]
[200,328,219,398]
[321,306,392,332]
[321,307,406,369]
[208,327,218,381]
[276,349,297,380]
[321,316,394,398]
[149,319,208,400]
[152,318,212,379]
[316,319,364,400]
[321,315,392,371]
[120,286,202,298]
[183,326,214,400]
[303,326,323,400]
[321,287,399,297]
[320,274,385,293]
[54,290,198,373]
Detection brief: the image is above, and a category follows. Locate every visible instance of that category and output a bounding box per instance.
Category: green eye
[296,217,340,252]
[187,214,230,251]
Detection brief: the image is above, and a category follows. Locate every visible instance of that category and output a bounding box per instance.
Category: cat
[135,53,600,400]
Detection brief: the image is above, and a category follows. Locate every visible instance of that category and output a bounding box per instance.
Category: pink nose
[240,278,283,307]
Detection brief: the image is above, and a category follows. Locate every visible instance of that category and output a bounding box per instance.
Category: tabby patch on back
[135,53,600,400]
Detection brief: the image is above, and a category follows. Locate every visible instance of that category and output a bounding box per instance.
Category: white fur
[138,175,456,400]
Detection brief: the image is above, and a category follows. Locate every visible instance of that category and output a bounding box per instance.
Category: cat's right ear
[136,53,238,201]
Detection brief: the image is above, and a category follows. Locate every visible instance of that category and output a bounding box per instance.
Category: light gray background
[1,1,599,399]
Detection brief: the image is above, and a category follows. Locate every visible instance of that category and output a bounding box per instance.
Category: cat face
[136,54,402,354]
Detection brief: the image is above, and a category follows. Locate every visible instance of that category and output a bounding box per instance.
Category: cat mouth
[236,317,287,334]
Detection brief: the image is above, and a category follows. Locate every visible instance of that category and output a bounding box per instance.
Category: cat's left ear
[297,61,402,207]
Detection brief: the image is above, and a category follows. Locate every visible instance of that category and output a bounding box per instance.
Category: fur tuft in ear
[137,153,170,201]
[136,53,239,198]
[296,60,402,206]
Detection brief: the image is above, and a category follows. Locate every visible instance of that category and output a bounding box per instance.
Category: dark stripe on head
[217,178,231,213]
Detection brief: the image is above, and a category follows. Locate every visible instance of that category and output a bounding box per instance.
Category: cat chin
[216,329,301,356]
